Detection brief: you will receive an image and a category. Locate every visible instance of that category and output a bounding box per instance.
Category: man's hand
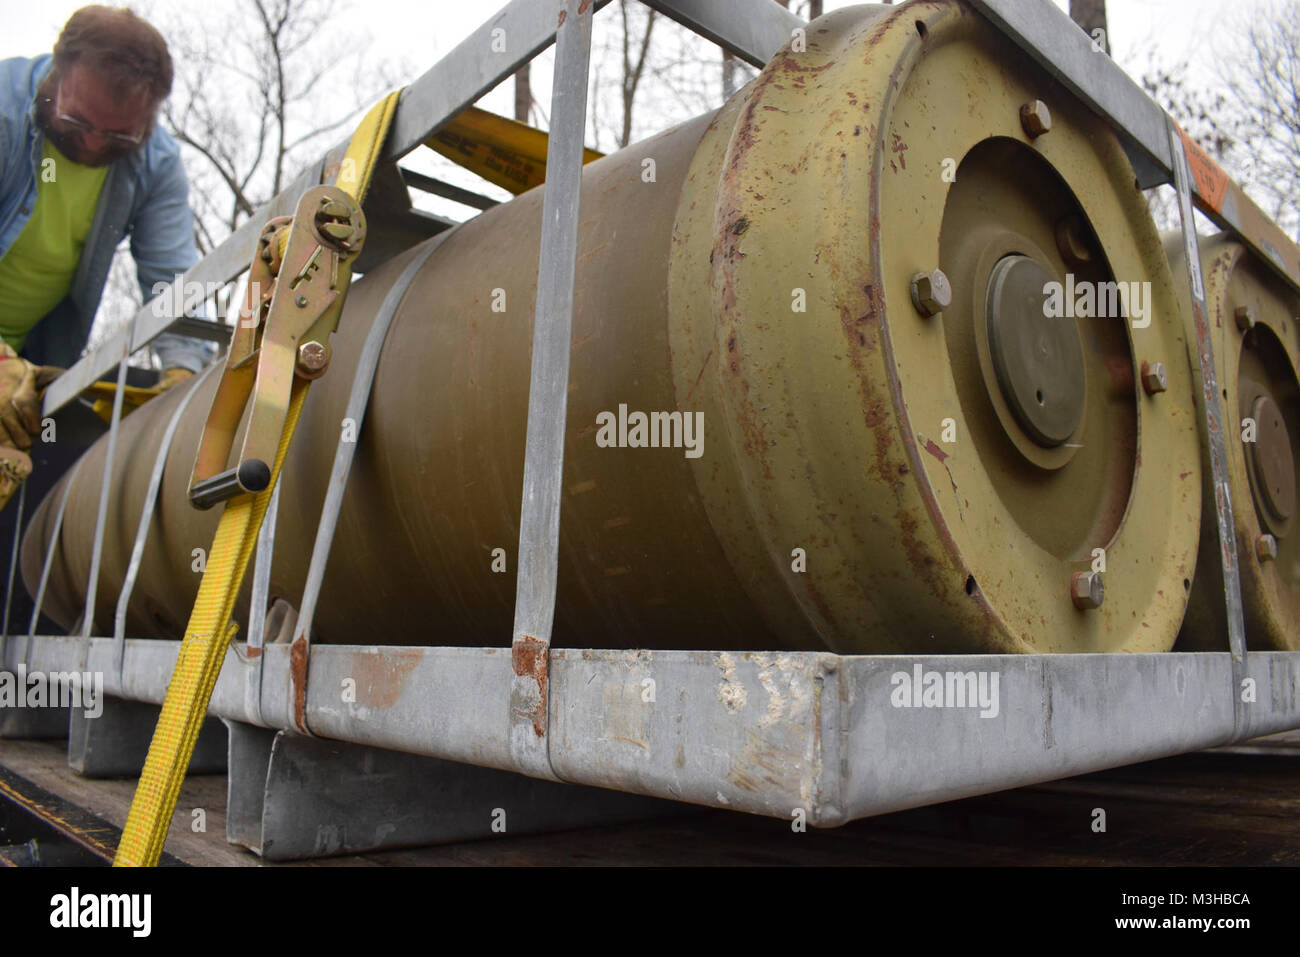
[156,366,194,392]
[0,446,33,513]
[0,343,62,451]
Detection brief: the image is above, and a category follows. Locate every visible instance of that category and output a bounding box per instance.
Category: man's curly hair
[52,6,173,104]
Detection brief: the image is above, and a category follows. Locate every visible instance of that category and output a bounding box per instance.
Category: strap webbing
[114,91,401,867]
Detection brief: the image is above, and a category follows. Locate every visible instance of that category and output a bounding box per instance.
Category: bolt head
[1256,533,1278,562]
[1141,361,1168,395]
[910,269,952,317]
[297,340,329,372]
[295,295,309,308]
[1234,305,1256,332]
[1071,570,1104,610]
[1020,99,1052,138]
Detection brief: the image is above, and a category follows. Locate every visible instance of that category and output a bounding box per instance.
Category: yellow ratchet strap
[114,90,401,867]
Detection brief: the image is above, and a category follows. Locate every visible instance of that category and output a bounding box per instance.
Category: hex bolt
[1140,361,1168,395]
[910,268,952,317]
[1234,305,1256,332]
[1256,533,1278,563]
[297,340,329,373]
[1020,99,1052,138]
[1071,570,1104,610]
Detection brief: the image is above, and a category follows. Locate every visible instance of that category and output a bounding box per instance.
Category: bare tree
[90,0,407,360]
[616,0,657,149]
[1137,1,1299,239]
[1217,0,1300,237]
[1069,0,1107,48]
[514,64,532,124]
[144,0,406,252]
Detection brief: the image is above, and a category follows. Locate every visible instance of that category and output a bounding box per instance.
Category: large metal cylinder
[22,2,1203,654]
[1169,234,1300,651]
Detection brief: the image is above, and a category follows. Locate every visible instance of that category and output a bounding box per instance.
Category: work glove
[156,366,194,392]
[0,445,32,513]
[0,342,62,452]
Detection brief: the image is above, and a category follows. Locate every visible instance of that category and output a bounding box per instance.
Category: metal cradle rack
[3,0,1299,857]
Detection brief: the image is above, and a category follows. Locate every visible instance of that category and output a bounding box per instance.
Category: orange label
[1178,126,1229,214]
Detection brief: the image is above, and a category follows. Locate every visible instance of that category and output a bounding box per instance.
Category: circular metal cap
[986,255,1087,447]
[1247,394,1296,524]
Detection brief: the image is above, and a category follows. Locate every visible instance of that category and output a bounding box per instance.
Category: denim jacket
[0,54,214,373]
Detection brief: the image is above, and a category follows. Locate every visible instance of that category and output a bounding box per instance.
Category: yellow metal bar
[427,106,603,195]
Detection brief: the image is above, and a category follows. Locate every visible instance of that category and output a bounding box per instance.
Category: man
[0,6,214,503]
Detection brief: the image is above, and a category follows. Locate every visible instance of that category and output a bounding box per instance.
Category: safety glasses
[52,79,147,147]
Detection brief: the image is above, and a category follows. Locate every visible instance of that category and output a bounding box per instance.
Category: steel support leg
[68,695,226,778]
[224,722,676,861]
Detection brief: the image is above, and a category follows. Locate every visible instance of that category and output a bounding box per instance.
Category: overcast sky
[0,0,1234,108]
[0,0,1253,223]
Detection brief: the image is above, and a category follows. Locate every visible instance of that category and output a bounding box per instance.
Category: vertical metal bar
[2,481,26,653]
[245,477,280,728]
[285,240,443,735]
[114,361,220,677]
[24,460,83,665]
[509,0,593,778]
[246,480,279,655]
[1167,120,1248,736]
[82,319,135,638]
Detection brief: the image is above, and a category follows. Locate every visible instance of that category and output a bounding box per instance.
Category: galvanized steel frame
[5,0,1300,828]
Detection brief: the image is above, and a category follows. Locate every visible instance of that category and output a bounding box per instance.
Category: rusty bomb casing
[22,2,1203,654]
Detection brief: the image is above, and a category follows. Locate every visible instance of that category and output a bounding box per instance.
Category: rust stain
[890,131,908,170]
[775,50,833,75]
[558,9,567,27]
[713,85,775,482]
[924,438,948,463]
[1104,354,1135,393]
[290,634,309,733]
[726,728,806,796]
[512,634,549,738]
[349,646,422,710]
[576,242,608,265]
[684,347,713,404]
[896,508,941,594]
